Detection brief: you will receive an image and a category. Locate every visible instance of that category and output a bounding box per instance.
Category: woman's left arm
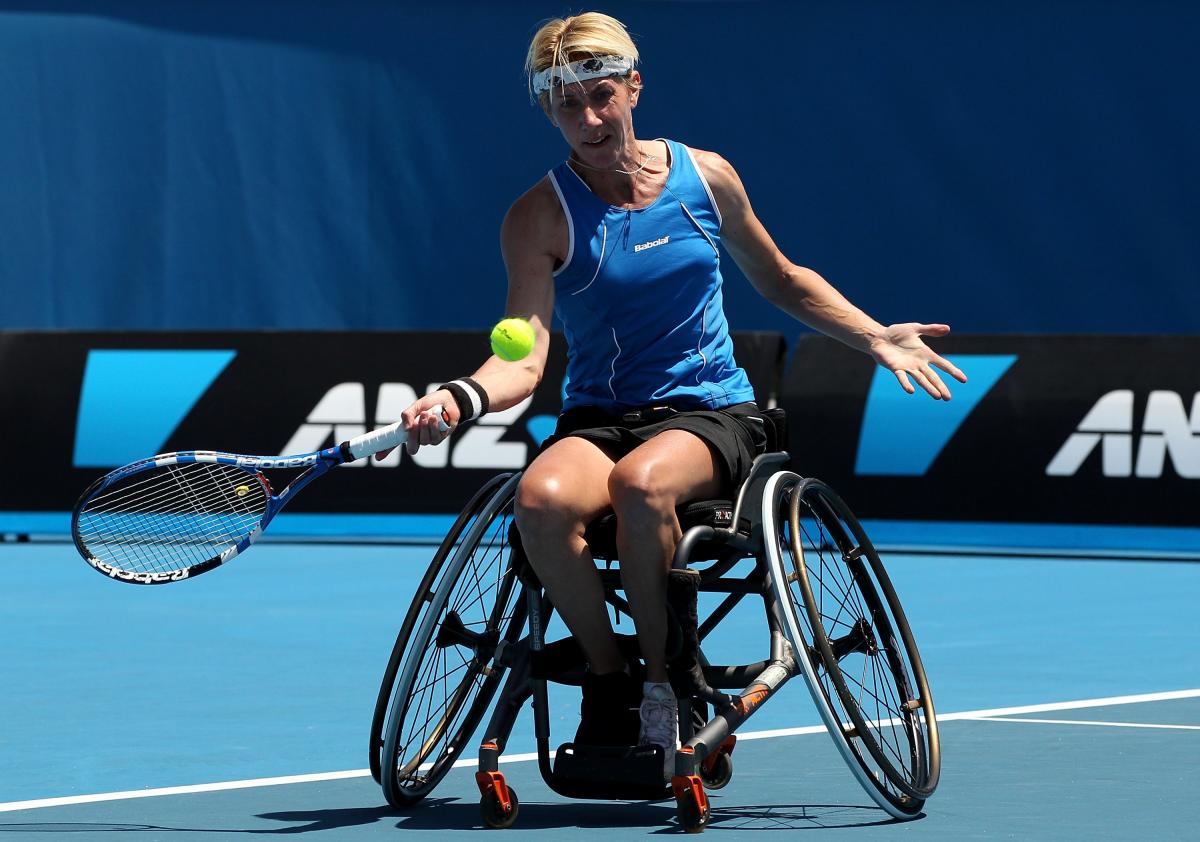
[694,149,967,401]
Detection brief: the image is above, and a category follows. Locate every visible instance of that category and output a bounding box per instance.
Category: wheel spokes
[785,479,937,806]
[387,489,524,796]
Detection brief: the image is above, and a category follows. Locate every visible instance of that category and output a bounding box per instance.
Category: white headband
[531,55,634,95]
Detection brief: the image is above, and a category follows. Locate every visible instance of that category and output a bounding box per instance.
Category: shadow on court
[704,804,907,832]
[0,807,394,836]
[0,825,164,834]
[253,805,399,834]
[254,805,400,834]
[380,798,904,833]
[0,803,905,835]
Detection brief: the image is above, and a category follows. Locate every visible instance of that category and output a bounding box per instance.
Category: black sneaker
[575,669,642,747]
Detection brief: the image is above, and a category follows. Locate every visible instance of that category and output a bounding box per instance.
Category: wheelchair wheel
[369,472,516,784]
[376,472,526,807]
[762,473,940,819]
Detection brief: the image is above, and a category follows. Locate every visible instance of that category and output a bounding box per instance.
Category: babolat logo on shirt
[634,235,670,252]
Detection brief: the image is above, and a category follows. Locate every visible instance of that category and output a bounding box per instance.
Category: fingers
[931,353,968,384]
[881,322,964,399]
[400,394,438,428]
[913,365,952,400]
[404,406,454,456]
[397,393,458,457]
[895,365,952,400]
[405,412,432,456]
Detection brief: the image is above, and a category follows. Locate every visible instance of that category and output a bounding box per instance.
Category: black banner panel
[780,335,1198,527]
[0,331,785,518]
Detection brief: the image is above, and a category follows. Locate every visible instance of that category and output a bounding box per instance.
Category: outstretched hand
[869,323,968,400]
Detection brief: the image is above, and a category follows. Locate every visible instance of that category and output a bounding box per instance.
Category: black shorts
[539,402,770,492]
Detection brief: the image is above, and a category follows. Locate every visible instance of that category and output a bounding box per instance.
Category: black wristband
[460,377,491,416]
[439,378,490,421]
[440,382,473,421]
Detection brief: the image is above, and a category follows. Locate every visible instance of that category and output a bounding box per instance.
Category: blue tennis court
[4,2,1198,839]
[2,539,1197,839]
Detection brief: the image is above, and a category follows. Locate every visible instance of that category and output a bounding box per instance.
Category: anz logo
[1047,390,1200,479]
[280,383,539,469]
[70,347,556,470]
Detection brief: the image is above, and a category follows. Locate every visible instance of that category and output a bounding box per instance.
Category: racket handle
[345,404,451,461]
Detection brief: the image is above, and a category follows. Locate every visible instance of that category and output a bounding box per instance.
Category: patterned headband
[531,55,634,95]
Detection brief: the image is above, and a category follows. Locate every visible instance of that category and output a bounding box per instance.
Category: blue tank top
[547,139,755,414]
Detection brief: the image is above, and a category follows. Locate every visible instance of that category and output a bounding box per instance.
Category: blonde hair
[525,12,641,102]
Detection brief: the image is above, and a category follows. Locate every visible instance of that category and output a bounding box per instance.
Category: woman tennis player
[398,11,966,778]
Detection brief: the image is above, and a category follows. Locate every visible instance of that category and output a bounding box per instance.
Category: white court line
[0,770,372,814]
[966,717,1200,730]
[2,687,1197,813]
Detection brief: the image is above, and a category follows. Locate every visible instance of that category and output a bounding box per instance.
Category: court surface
[2,541,1198,839]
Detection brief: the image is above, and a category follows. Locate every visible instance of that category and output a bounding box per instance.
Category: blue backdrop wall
[1,1,1196,334]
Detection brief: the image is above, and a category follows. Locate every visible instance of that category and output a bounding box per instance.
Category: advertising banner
[0,331,785,519]
[781,335,1198,527]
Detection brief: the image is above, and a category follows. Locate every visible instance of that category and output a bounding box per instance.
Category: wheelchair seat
[532,405,790,563]
[581,499,733,560]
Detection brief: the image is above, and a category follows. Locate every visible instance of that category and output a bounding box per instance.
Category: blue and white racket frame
[71,410,443,584]
[72,445,345,584]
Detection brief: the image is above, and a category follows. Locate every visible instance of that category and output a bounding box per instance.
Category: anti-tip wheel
[677,789,710,834]
[480,786,519,829]
[700,751,733,790]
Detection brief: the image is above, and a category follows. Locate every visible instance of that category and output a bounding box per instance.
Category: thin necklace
[570,149,659,176]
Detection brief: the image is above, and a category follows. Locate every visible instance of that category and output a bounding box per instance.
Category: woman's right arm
[400,181,564,453]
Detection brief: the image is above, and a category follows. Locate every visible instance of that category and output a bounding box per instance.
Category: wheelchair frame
[369,442,940,833]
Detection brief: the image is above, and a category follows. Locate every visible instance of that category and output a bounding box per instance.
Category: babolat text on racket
[72,407,450,584]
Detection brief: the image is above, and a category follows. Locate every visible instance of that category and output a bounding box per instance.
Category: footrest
[551,743,671,801]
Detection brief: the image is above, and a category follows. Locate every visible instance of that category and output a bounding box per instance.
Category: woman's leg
[514,436,624,673]
[606,430,723,683]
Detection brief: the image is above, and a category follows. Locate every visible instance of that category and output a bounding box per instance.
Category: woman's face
[545,74,640,167]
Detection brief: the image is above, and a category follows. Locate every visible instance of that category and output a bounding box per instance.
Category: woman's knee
[515,472,585,544]
[607,461,676,525]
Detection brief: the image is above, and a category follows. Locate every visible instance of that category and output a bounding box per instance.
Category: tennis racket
[72,407,450,585]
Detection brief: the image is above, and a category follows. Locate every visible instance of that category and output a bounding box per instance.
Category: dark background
[1,1,1196,335]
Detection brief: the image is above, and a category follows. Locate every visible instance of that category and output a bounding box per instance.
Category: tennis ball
[490,317,535,362]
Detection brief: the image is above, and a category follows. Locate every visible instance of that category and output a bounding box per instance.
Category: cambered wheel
[376,473,526,807]
[762,472,940,819]
[369,472,515,784]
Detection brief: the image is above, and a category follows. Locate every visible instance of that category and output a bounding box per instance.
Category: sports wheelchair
[368,409,940,832]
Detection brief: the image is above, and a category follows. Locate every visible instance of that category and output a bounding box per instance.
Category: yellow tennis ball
[490,317,535,362]
[235,485,250,497]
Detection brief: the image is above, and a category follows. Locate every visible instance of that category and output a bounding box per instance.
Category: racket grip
[345,404,451,461]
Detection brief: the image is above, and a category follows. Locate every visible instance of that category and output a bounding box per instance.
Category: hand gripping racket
[72,407,450,584]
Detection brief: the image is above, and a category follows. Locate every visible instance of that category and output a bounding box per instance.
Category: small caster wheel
[677,788,709,834]
[700,751,733,790]
[480,786,519,829]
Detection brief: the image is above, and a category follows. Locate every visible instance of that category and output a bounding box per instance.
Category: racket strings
[79,477,252,574]
[79,466,263,574]
[79,465,258,545]
[95,474,259,545]
[77,462,268,573]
